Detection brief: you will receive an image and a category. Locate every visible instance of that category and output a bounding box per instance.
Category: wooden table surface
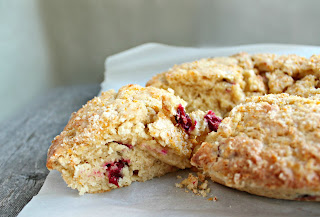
[0,84,100,217]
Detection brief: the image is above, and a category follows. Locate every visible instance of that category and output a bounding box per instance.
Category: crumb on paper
[197,172,206,182]
[207,196,218,202]
[175,183,182,188]
[175,173,211,198]
[177,175,182,179]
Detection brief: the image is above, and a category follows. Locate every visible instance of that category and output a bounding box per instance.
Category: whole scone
[192,94,320,201]
[147,53,320,117]
[47,84,214,194]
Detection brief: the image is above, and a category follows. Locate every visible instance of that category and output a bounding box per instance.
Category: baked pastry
[47,52,320,200]
[47,84,215,194]
[146,53,320,117]
[191,94,320,201]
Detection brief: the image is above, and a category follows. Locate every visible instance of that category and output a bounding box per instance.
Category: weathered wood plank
[0,84,100,217]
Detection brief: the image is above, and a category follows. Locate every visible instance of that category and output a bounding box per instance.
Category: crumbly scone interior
[147,53,320,117]
[192,94,320,200]
[53,142,176,195]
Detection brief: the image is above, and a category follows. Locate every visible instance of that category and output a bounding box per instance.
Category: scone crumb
[199,180,208,190]
[197,172,206,182]
[175,173,211,198]
[177,175,182,179]
[175,183,183,188]
[207,196,218,202]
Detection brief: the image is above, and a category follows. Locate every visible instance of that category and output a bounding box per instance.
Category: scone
[191,94,320,201]
[146,53,320,117]
[47,84,216,194]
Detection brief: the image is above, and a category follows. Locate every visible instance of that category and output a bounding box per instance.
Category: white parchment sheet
[19,43,320,217]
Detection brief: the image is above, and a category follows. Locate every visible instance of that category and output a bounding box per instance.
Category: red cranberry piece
[105,159,129,187]
[204,110,222,132]
[160,149,168,155]
[175,104,196,133]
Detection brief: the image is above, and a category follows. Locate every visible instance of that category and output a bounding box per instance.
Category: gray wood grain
[0,84,100,217]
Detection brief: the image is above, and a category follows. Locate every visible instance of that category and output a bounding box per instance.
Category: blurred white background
[1,0,320,122]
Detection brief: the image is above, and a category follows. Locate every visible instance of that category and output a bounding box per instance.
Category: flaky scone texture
[147,53,320,117]
[192,94,320,201]
[47,84,211,194]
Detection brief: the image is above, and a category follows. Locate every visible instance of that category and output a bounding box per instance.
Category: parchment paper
[19,43,320,217]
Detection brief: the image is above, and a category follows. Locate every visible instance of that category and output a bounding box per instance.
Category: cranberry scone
[192,94,320,201]
[47,84,216,194]
[146,53,320,117]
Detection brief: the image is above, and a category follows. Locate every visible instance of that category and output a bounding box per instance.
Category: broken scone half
[47,84,215,194]
[192,94,320,201]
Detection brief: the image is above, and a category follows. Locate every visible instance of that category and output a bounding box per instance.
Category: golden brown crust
[47,89,117,169]
[205,171,320,201]
[192,94,320,201]
[46,134,63,169]
[47,90,115,170]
